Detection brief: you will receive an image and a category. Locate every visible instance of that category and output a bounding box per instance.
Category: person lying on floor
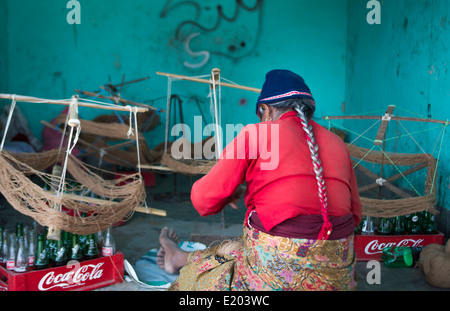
[157,69,362,291]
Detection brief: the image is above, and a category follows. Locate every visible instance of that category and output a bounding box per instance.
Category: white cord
[56,97,81,211]
[211,72,223,159]
[164,77,172,154]
[126,105,135,138]
[132,107,143,183]
[0,95,16,151]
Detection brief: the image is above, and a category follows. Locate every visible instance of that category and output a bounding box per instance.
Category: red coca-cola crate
[355,233,445,261]
[0,252,124,291]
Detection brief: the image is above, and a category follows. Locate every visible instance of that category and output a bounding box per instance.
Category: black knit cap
[256,69,315,115]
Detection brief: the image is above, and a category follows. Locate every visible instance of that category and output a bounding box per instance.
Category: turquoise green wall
[0,0,7,91]
[345,0,450,220]
[0,0,348,149]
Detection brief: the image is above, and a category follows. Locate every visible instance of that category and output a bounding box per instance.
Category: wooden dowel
[135,206,167,217]
[44,190,167,217]
[100,141,136,152]
[357,162,428,194]
[354,160,427,198]
[109,76,150,88]
[76,89,164,112]
[156,71,261,94]
[354,163,410,197]
[0,93,148,113]
[324,115,448,124]
[139,164,175,172]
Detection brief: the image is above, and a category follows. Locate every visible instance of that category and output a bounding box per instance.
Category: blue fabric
[134,248,179,286]
[133,241,206,286]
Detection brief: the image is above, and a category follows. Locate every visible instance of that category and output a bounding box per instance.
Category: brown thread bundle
[348,144,438,217]
[0,150,145,235]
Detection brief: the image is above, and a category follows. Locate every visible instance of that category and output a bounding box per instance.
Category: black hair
[262,98,314,122]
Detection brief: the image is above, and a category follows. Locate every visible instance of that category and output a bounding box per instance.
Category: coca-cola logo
[364,238,424,255]
[38,262,105,291]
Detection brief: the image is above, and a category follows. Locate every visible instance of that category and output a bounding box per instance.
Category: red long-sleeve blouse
[190,111,362,232]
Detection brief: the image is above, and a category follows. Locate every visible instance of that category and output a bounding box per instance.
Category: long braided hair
[266,98,332,240]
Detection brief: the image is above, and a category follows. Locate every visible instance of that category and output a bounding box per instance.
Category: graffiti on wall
[160,0,263,68]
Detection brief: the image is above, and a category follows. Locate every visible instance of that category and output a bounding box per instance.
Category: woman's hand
[227,185,245,210]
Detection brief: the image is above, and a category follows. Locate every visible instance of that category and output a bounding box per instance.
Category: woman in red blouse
[159,69,362,291]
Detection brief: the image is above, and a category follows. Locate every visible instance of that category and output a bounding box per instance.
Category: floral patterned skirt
[168,225,357,291]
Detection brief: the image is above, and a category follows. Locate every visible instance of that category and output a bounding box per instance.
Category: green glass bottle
[79,234,87,254]
[45,234,57,265]
[16,222,23,240]
[382,246,423,268]
[392,216,405,235]
[54,231,68,267]
[34,234,49,270]
[70,234,84,262]
[408,213,422,234]
[423,210,438,234]
[404,214,412,232]
[84,234,99,260]
[65,231,73,258]
[376,217,392,235]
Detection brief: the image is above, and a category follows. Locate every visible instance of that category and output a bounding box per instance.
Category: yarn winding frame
[325,105,448,218]
[0,93,148,235]
[146,68,260,176]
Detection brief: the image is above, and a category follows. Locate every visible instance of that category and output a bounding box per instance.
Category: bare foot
[157,227,189,274]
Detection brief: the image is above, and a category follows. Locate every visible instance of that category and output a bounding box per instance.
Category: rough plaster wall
[345,0,450,234]
[0,0,7,92]
[1,0,348,149]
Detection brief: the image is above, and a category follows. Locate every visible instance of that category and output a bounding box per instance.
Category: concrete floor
[1,172,449,292]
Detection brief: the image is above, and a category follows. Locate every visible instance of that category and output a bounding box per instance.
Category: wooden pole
[356,162,427,194]
[324,115,448,124]
[156,71,261,94]
[139,164,175,172]
[76,89,163,112]
[0,93,149,113]
[44,190,167,217]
